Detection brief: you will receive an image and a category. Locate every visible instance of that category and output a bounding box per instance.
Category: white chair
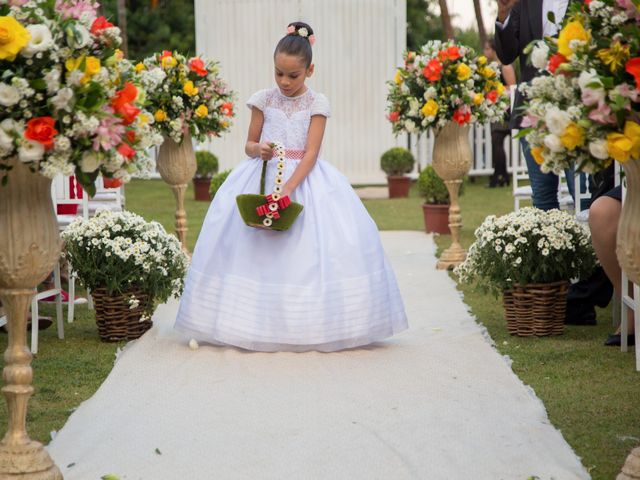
[88,176,124,216]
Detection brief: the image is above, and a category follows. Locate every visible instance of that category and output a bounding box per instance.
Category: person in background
[483,38,516,188]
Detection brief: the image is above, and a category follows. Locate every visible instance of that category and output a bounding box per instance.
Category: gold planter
[431,121,472,269]
[156,133,197,252]
[616,160,640,285]
[0,158,62,479]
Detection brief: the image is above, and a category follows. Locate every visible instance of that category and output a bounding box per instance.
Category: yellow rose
[607,132,633,162]
[84,56,101,76]
[161,55,177,69]
[473,93,483,106]
[135,62,146,73]
[394,69,403,85]
[221,120,229,129]
[65,56,84,72]
[421,99,438,117]
[531,146,545,166]
[496,82,506,95]
[154,110,168,122]
[560,122,585,150]
[183,80,198,97]
[0,16,30,61]
[195,104,209,118]
[480,67,496,79]
[477,55,487,66]
[456,63,472,81]
[623,120,640,160]
[557,20,590,59]
[138,113,150,125]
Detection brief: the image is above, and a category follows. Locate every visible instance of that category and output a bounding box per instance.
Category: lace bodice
[246,88,331,153]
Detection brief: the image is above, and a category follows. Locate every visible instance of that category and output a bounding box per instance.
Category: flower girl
[175,22,408,352]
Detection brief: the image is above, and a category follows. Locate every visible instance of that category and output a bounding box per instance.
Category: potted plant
[193,150,219,201]
[380,147,415,198]
[417,165,450,234]
[454,207,596,337]
[209,169,232,199]
[62,210,189,342]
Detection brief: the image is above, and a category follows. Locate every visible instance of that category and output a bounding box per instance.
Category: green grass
[0,176,637,479]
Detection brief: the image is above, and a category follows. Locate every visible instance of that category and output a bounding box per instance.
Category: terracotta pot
[616,160,640,285]
[193,177,212,201]
[387,175,411,198]
[156,133,197,252]
[0,158,62,478]
[422,203,450,234]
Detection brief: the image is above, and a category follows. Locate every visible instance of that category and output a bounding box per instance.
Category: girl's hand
[281,185,293,198]
[258,142,274,160]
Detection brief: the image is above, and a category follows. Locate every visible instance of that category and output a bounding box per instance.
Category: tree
[117,0,128,56]
[406,0,444,51]
[473,0,488,49]
[437,0,454,40]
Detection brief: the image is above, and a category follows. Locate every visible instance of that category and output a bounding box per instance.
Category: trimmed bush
[195,151,219,178]
[380,147,415,176]
[417,165,449,205]
[209,169,232,198]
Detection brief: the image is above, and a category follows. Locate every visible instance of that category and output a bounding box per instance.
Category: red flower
[423,59,443,82]
[117,143,136,159]
[388,111,400,122]
[438,46,461,62]
[160,50,173,59]
[189,57,208,76]
[220,102,234,117]
[103,177,123,189]
[90,16,114,35]
[118,103,141,125]
[452,107,471,125]
[547,53,568,74]
[25,117,57,150]
[111,82,140,125]
[485,90,498,103]
[126,130,136,144]
[625,57,640,90]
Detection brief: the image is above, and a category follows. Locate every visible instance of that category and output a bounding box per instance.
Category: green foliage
[454,27,481,53]
[209,169,232,198]
[417,165,449,204]
[101,0,195,61]
[407,0,444,51]
[380,147,415,176]
[195,151,219,178]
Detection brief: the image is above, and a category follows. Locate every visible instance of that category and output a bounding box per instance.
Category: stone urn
[616,160,640,285]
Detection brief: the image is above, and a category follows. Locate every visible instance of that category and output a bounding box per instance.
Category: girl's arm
[245,107,273,160]
[282,114,327,197]
[501,64,516,87]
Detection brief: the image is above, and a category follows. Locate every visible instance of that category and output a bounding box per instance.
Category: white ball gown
[174,87,408,352]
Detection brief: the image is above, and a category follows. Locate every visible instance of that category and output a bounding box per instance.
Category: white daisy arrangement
[454,207,597,292]
[62,210,189,311]
[0,0,162,193]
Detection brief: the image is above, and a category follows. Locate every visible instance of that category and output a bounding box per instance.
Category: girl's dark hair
[274,22,314,67]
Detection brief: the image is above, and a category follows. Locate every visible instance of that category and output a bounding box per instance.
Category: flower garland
[0,0,161,192]
[255,141,292,227]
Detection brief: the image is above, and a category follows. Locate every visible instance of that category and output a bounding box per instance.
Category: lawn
[0,176,637,479]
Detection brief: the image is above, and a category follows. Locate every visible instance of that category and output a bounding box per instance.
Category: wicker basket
[510,281,568,337]
[502,290,518,335]
[91,288,153,342]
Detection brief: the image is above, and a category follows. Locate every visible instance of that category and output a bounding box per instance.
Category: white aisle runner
[48,231,590,480]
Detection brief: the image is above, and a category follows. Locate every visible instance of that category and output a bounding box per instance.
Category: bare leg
[589,196,635,332]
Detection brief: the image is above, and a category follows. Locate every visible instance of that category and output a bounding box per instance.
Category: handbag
[236,142,303,231]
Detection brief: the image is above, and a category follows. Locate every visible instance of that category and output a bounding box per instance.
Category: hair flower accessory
[297,27,308,37]
[309,35,316,46]
[287,25,295,34]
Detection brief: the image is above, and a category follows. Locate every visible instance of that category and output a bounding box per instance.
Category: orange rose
[423,59,443,82]
[25,117,57,150]
[625,57,640,90]
[547,53,568,74]
[388,111,400,122]
[189,57,208,76]
[220,102,233,117]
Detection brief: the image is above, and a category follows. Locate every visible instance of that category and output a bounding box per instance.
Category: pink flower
[581,88,605,106]
[520,114,539,128]
[309,34,316,45]
[55,0,98,20]
[588,101,616,125]
[615,83,640,102]
[93,113,125,151]
[287,25,295,34]
[9,0,29,5]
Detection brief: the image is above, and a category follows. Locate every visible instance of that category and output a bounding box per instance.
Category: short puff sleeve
[310,93,331,118]
[246,89,268,112]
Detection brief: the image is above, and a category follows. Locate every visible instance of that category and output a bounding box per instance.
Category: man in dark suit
[494,0,575,211]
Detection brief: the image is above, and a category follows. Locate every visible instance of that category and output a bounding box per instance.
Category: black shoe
[565,303,597,325]
[604,334,636,346]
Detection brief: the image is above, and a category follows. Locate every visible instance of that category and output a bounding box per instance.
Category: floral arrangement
[136,50,235,143]
[386,39,511,135]
[0,0,162,193]
[61,210,188,314]
[520,0,640,174]
[454,207,597,292]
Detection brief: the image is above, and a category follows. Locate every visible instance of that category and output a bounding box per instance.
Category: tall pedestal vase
[156,133,197,253]
[616,159,640,480]
[431,121,472,270]
[0,159,62,479]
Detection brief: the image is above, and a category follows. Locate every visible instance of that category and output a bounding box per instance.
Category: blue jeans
[520,137,575,211]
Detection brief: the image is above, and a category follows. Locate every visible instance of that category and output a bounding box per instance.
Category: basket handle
[259,159,267,195]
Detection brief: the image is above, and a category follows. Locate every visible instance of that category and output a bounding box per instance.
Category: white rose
[0,83,21,107]
[0,128,14,153]
[67,24,92,49]
[543,134,564,153]
[21,24,53,58]
[18,140,45,163]
[578,69,601,91]
[588,139,609,160]
[545,107,571,135]
[530,42,549,70]
[1,118,23,135]
[80,151,101,173]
